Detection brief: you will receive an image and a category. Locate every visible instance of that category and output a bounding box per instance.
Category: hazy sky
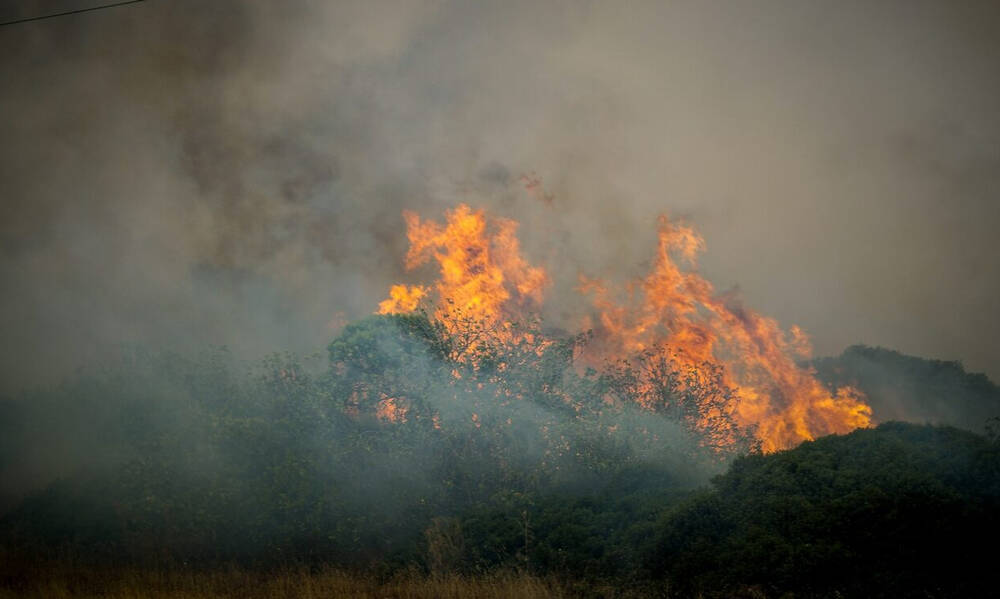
[1,0,998,388]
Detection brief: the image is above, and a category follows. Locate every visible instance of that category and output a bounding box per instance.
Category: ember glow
[375,395,409,423]
[380,204,872,452]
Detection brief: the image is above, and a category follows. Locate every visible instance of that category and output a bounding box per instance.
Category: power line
[0,0,147,28]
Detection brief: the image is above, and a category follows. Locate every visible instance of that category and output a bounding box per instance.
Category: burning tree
[375,203,872,453]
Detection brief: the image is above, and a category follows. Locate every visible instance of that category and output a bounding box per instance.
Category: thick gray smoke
[2,0,999,390]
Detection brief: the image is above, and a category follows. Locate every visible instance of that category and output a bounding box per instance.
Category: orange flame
[376,395,409,423]
[379,204,548,342]
[378,284,428,315]
[580,215,871,452]
[378,205,871,452]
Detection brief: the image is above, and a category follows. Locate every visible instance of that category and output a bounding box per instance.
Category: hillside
[652,421,1000,598]
[812,345,1000,433]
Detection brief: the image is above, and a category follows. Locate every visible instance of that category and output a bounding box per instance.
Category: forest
[2,310,998,598]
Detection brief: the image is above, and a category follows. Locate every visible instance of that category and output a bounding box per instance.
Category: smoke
[2,0,999,391]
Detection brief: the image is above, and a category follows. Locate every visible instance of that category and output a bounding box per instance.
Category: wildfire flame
[378,204,548,353]
[378,204,872,451]
[375,395,409,423]
[378,284,428,315]
[580,215,871,452]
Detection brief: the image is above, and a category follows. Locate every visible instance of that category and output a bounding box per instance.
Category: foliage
[0,312,718,574]
[4,317,999,597]
[650,421,1000,598]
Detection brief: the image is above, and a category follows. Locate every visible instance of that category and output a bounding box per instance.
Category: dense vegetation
[0,313,717,573]
[651,422,1000,598]
[2,315,999,597]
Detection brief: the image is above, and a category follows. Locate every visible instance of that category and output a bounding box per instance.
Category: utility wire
[0,0,147,27]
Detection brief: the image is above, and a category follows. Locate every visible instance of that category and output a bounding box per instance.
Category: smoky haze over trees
[0,314,720,563]
[2,2,1000,597]
[2,0,1000,390]
[812,345,1000,434]
[1,313,998,597]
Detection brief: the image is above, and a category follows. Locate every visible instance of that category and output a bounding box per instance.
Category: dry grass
[0,562,570,599]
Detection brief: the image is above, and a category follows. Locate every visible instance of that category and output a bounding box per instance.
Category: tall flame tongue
[581,215,871,452]
[378,204,548,348]
[379,204,871,452]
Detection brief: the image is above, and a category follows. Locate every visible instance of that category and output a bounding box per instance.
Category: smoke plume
[2,0,999,391]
